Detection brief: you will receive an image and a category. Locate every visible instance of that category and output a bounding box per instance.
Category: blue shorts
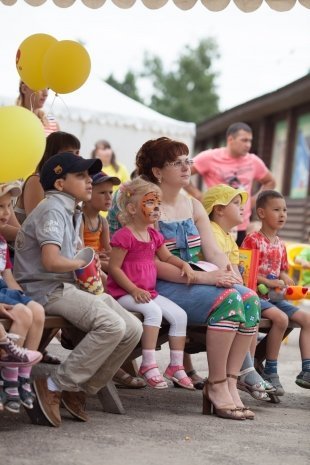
[0,279,32,306]
[260,298,298,319]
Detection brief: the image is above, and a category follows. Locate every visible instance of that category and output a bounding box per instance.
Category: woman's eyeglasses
[164,159,194,169]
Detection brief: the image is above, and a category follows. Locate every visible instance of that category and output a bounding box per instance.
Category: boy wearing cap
[82,171,121,274]
[202,184,275,402]
[13,153,142,427]
[0,181,44,413]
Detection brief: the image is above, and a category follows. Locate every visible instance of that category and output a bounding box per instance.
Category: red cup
[74,247,103,295]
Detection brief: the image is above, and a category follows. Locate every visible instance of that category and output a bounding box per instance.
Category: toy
[257,283,309,301]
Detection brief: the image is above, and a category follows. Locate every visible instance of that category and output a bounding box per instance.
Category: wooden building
[195,74,310,242]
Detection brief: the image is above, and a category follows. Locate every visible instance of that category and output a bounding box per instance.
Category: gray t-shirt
[14,191,82,305]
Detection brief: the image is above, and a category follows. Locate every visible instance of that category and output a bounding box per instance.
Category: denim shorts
[0,279,32,306]
[260,298,298,318]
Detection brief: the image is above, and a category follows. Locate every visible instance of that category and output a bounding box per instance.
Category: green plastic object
[258,283,269,295]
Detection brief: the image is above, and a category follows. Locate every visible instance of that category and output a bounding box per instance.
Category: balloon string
[48,92,71,119]
[30,92,36,113]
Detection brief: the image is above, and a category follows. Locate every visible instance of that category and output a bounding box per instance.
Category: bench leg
[97,381,125,414]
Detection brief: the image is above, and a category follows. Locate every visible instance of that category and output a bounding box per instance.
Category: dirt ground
[1,308,309,465]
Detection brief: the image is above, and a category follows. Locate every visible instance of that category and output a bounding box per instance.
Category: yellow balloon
[16,33,58,91]
[42,40,91,94]
[0,106,46,182]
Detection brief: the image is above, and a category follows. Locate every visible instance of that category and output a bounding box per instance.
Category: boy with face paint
[107,176,196,390]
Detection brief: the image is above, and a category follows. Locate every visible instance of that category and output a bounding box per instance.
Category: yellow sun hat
[202,184,248,215]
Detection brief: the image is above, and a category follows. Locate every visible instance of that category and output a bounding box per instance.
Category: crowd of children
[2,129,310,427]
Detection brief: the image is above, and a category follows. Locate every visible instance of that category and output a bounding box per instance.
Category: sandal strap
[239,367,255,377]
[206,378,227,385]
[139,364,158,376]
[227,374,238,380]
[186,369,197,378]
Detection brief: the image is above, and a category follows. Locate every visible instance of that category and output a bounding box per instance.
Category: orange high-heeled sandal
[203,378,246,420]
[227,374,255,420]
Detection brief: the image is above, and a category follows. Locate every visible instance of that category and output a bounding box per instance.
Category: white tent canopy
[1,0,310,12]
[0,74,195,173]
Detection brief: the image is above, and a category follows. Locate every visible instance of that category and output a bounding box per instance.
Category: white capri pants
[117,294,187,337]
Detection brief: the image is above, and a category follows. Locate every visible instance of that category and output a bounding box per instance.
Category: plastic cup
[74,247,104,295]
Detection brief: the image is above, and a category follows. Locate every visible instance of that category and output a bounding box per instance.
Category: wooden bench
[0,314,300,418]
[0,315,126,424]
[121,315,301,404]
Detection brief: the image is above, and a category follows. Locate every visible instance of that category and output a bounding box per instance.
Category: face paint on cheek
[141,192,161,218]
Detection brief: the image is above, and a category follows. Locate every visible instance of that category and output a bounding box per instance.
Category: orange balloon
[16,33,58,91]
[43,40,91,94]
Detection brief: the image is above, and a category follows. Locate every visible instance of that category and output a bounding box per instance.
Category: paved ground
[1,305,310,465]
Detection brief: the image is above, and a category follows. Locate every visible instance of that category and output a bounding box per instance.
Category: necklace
[260,229,277,244]
[132,227,150,242]
[84,213,100,233]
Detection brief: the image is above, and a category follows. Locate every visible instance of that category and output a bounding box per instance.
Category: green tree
[105,71,144,103]
[105,38,220,123]
[142,38,219,123]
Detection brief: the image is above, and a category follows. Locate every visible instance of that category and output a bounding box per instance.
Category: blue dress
[156,218,259,326]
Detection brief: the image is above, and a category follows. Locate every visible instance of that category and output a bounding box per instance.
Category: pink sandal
[164,365,195,391]
[138,364,168,389]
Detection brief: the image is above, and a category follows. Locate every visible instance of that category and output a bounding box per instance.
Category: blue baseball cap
[40,152,102,191]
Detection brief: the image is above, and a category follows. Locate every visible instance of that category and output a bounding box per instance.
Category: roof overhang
[1,0,310,12]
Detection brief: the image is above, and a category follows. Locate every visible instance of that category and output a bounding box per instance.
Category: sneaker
[32,377,62,427]
[0,369,21,413]
[261,371,285,396]
[18,376,35,409]
[295,371,310,389]
[61,391,88,422]
[0,337,43,367]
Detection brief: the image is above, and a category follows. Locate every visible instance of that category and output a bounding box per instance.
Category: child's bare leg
[261,307,288,396]
[249,329,258,357]
[290,309,310,389]
[0,323,6,340]
[23,301,45,350]
[238,326,272,400]
[139,325,168,389]
[290,309,310,359]
[9,304,33,345]
[19,301,44,410]
[183,353,204,388]
[141,325,160,350]
[262,307,289,360]
[164,336,194,390]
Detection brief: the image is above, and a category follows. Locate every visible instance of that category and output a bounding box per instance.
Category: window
[290,113,310,198]
[270,120,288,192]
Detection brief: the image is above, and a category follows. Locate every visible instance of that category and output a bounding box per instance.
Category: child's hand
[99,250,111,261]
[75,259,87,270]
[0,303,14,320]
[266,279,285,289]
[94,253,102,272]
[131,288,152,304]
[283,277,295,286]
[180,262,196,284]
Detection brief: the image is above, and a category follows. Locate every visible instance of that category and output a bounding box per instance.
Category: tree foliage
[105,71,144,103]
[104,38,220,124]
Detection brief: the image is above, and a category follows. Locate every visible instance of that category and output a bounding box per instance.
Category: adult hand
[214,265,241,288]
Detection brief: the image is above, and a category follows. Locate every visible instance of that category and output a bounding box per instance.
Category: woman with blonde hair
[91,140,129,188]
[16,81,59,136]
